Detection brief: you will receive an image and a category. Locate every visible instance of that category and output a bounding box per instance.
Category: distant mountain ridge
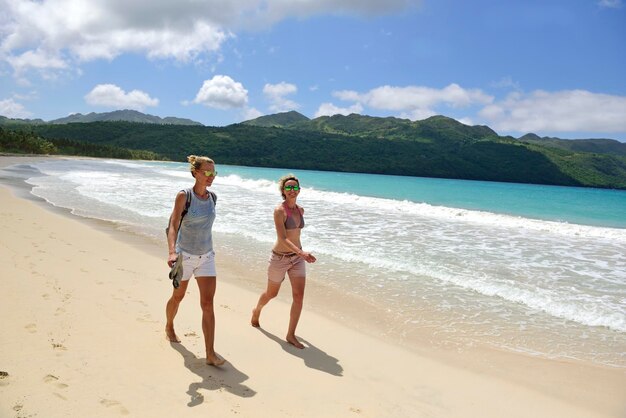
[0,109,203,126]
[243,111,624,154]
[2,109,624,151]
[517,133,626,156]
[3,109,626,189]
[241,110,309,127]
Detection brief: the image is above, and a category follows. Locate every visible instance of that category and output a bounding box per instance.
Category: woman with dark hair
[251,174,316,348]
[165,155,225,366]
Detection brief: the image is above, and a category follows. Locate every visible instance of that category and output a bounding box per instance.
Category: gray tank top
[175,189,216,255]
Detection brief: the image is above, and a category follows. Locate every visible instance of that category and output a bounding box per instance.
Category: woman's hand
[301,252,316,263]
[168,252,179,268]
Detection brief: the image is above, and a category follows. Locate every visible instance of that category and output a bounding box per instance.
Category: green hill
[241,110,310,128]
[50,109,202,126]
[0,110,202,126]
[517,133,626,156]
[3,112,626,190]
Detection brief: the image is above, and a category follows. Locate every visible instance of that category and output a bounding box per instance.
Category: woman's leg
[165,279,190,342]
[196,276,225,366]
[251,280,282,327]
[286,276,306,349]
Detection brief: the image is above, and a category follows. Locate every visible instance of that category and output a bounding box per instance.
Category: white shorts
[180,250,216,281]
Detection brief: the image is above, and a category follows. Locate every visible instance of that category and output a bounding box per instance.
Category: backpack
[165,189,216,238]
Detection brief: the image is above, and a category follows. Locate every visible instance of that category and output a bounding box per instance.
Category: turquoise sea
[2,158,625,368]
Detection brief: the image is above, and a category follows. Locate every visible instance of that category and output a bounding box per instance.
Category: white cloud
[193,75,248,109]
[598,0,623,8]
[6,49,68,73]
[457,117,474,126]
[479,89,626,134]
[333,90,362,102]
[399,108,436,121]
[331,83,492,121]
[263,82,299,112]
[490,76,521,91]
[0,98,32,118]
[256,0,420,25]
[314,102,364,118]
[242,107,263,121]
[85,84,159,110]
[0,0,419,77]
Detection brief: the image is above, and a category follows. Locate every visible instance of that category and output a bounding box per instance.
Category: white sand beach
[0,155,625,418]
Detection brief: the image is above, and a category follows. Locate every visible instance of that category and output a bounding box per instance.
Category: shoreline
[1,155,625,417]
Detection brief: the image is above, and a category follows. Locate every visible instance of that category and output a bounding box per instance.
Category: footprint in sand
[25,323,37,333]
[44,374,68,389]
[50,341,67,351]
[54,392,68,400]
[100,398,130,415]
[136,313,157,323]
[0,371,9,387]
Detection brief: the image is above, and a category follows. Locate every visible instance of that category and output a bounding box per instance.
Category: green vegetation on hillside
[517,133,626,156]
[3,113,626,190]
[0,127,167,160]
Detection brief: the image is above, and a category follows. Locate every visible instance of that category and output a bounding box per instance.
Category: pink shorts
[267,251,306,283]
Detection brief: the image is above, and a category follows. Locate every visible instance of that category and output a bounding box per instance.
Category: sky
[1,0,625,141]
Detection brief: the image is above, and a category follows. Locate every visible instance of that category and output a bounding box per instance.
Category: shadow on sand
[255,327,343,376]
[170,342,256,407]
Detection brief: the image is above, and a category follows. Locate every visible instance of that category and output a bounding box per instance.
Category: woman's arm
[273,205,316,263]
[167,191,188,266]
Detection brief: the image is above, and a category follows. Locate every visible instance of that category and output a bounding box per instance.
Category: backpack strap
[165,189,193,239]
[208,190,217,206]
[181,189,192,218]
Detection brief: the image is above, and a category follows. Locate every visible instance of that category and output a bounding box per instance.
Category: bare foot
[286,336,305,349]
[165,327,181,343]
[206,354,226,366]
[251,308,260,327]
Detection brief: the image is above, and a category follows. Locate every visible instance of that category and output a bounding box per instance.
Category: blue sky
[1,0,625,141]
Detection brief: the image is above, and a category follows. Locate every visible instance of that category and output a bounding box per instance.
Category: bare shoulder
[274,203,286,214]
[175,190,187,203]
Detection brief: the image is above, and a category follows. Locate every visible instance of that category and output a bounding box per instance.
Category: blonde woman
[166,155,225,366]
[251,174,317,348]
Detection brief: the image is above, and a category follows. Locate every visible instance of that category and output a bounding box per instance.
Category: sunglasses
[201,170,218,177]
[284,185,300,191]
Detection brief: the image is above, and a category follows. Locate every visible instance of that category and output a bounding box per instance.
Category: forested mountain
[0,127,166,160]
[2,111,626,189]
[517,133,626,156]
[0,110,202,126]
[242,110,309,127]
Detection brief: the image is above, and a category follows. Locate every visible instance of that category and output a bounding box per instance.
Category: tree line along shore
[2,111,626,190]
